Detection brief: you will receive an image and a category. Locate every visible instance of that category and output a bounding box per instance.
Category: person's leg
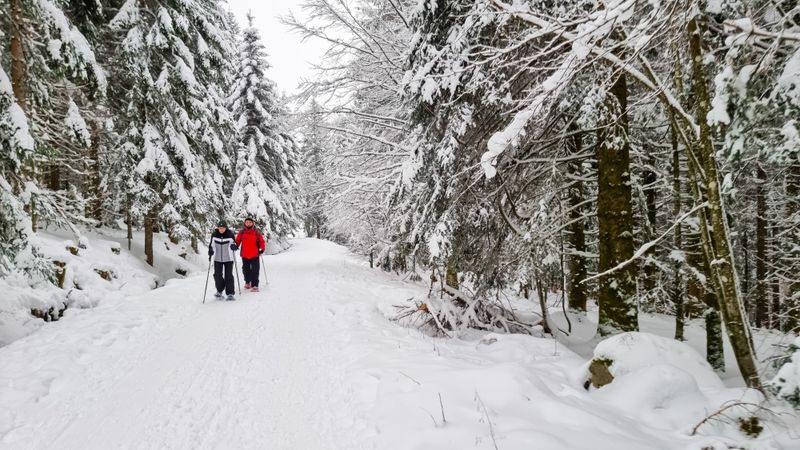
[224,261,235,295]
[214,261,224,293]
[251,257,260,288]
[244,258,255,286]
[241,258,251,286]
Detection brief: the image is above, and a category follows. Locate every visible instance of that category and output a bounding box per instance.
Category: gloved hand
[230,244,238,251]
[258,249,264,255]
[208,248,214,257]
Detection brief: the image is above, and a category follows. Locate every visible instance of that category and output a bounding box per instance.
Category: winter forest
[2,0,800,448]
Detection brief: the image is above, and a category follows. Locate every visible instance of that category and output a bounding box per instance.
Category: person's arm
[235,230,242,246]
[229,230,238,250]
[207,233,214,259]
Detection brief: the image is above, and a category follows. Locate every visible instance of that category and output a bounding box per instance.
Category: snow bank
[592,331,725,390]
[0,228,205,347]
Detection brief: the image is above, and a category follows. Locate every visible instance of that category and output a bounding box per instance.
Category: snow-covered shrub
[769,337,800,409]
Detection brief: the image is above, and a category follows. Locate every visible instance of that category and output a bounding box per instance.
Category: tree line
[291,0,800,390]
[1,1,297,274]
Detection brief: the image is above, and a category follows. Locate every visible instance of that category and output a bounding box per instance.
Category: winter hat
[244,217,255,223]
[217,220,227,228]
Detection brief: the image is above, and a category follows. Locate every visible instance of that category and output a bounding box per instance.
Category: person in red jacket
[235,217,267,292]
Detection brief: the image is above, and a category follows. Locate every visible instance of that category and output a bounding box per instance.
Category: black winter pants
[214,261,235,295]
[242,257,260,287]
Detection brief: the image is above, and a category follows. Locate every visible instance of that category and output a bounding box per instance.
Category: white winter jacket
[209,229,236,263]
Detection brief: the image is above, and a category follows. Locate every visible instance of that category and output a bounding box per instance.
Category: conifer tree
[106,0,236,264]
[228,13,298,236]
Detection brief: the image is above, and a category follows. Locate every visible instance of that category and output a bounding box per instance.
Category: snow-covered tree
[0,66,36,274]
[286,0,414,262]
[105,0,236,264]
[228,14,298,236]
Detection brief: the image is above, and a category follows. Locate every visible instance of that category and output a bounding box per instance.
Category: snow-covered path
[0,239,376,450]
[2,239,797,450]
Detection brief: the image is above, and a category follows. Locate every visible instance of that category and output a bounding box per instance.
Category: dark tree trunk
[566,130,588,312]
[596,61,638,336]
[87,121,103,223]
[643,151,658,292]
[446,254,458,290]
[144,208,157,266]
[48,164,61,191]
[671,124,685,341]
[10,0,26,111]
[705,307,725,371]
[755,163,769,327]
[784,164,800,332]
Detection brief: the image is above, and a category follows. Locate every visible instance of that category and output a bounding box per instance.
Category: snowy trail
[3,239,795,450]
[0,239,372,450]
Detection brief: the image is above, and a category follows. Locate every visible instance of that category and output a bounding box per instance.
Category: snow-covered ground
[1,239,798,449]
[0,228,206,347]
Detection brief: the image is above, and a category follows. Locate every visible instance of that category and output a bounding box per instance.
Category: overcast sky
[225,0,327,95]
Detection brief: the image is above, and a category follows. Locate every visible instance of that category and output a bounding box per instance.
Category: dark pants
[242,257,260,287]
[214,261,235,295]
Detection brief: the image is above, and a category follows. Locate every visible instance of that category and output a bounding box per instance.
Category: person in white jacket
[207,221,238,300]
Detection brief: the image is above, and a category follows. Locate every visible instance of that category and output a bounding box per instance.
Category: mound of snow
[593,332,724,390]
[591,364,711,431]
[770,337,800,408]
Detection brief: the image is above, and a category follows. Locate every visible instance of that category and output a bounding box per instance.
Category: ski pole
[233,256,242,295]
[260,253,268,285]
[202,257,212,304]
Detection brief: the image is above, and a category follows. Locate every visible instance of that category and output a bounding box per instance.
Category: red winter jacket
[236,227,266,259]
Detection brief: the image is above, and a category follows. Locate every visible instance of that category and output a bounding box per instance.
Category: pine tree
[0,66,36,274]
[228,13,298,236]
[106,0,236,264]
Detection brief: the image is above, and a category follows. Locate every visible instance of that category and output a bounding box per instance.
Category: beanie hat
[244,217,255,223]
[217,220,227,228]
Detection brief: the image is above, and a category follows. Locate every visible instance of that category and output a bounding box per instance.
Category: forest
[288,0,800,397]
[1,0,800,424]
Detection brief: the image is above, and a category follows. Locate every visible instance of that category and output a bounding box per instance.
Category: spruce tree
[0,66,36,274]
[228,13,298,236]
[106,0,237,264]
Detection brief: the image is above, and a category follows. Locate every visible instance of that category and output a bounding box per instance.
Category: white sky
[225,0,327,96]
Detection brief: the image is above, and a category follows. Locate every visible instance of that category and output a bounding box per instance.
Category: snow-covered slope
[0,228,206,347]
[0,239,796,449]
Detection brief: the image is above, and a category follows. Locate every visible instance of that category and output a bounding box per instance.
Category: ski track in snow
[0,239,371,450]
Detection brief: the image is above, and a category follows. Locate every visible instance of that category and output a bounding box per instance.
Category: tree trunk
[535,276,553,335]
[755,163,768,327]
[687,17,761,390]
[784,163,800,332]
[10,0,26,111]
[126,195,133,251]
[144,208,157,266]
[445,254,458,290]
[48,164,61,191]
[596,60,638,336]
[643,151,658,292]
[87,120,103,223]
[566,131,588,312]
[671,123,685,341]
[705,307,725,372]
